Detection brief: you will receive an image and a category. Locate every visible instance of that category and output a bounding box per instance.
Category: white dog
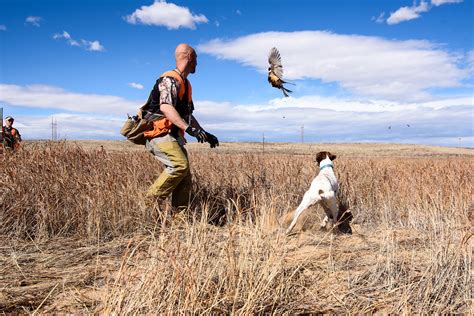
[286,151,352,235]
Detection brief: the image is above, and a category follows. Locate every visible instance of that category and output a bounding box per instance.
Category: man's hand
[185,126,207,143]
[205,132,219,148]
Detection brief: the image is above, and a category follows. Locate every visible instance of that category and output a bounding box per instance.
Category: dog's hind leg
[286,192,320,235]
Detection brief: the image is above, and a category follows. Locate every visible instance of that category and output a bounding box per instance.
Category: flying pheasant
[268,47,292,97]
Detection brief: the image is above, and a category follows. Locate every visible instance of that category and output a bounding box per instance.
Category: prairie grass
[0,141,472,313]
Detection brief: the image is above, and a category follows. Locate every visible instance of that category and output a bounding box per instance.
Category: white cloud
[383,0,463,25]
[371,12,385,23]
[198,31,470,101]
[236,10,242,15]
[468,50,474,73]
[387,1,429,25]
[53,31,71,40]
[128,82,144,90]
[0,24,6,31]
[125,0,208,30]
[83,40,105,52]
[431,0,462,6]
[0,84,138,115]
[53,31,105,52]
[25,16,42,27]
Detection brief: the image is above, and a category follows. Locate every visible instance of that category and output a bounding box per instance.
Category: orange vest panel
[144,71,192,139]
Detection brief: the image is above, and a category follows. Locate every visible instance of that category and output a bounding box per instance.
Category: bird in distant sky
[268,47,293,97]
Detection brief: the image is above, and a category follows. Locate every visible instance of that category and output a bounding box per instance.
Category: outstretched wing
[268,47,284,79]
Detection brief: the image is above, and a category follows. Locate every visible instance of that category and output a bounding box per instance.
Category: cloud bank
[1,83,472,147]
[0,84,137,115]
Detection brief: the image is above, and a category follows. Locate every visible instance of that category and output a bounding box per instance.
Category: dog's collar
[319,163,333,170]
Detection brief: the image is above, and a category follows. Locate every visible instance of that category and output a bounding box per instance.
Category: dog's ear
[315,152,326,164]
[329,153,337,161]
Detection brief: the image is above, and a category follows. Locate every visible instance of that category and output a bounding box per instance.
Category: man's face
[5,119,13,127]
[188,51,197,74]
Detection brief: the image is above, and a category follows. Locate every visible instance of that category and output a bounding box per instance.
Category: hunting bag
[120,113,154,145]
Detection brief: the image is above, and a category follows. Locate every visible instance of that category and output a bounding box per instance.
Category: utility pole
[302,125,305,143]
[51,116,58,141]
[0,107,3,150]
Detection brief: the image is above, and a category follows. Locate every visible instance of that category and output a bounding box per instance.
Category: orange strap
[159,70,192,102]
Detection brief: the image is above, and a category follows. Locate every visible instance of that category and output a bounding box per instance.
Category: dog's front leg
[286,192,320,235]
[320,215,329,229]
[320,201,332,229]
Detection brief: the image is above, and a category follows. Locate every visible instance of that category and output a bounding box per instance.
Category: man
[145,43,219,211]
[2,116,22,151]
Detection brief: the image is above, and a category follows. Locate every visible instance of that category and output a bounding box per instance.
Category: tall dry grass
[0,142,472,313]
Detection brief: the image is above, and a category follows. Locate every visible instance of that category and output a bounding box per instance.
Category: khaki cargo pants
[146,134,192,209]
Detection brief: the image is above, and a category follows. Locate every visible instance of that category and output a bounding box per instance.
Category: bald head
[175,43,194,59]
[175,43,197,76]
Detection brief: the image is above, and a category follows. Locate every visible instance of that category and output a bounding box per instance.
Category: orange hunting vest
[143,70,193,139]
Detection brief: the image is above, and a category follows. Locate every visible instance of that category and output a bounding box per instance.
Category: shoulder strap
[160,70,192,102]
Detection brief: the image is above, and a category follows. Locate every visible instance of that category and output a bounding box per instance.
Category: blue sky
[0,0,473,146]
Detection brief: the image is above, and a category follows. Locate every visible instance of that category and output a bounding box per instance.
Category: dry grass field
[1,140,472,313]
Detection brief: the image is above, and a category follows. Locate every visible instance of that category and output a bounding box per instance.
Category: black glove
[185,126,207,143]
[205,132,219,148]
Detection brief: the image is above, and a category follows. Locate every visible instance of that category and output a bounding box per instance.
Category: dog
[286,151,352,235]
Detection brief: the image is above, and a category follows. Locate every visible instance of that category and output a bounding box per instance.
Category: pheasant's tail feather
[282,87,292,97]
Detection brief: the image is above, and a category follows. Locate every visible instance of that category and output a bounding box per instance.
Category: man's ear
[329,153,337,161]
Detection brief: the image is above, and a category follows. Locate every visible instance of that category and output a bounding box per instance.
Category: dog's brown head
[316,151,337,165]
